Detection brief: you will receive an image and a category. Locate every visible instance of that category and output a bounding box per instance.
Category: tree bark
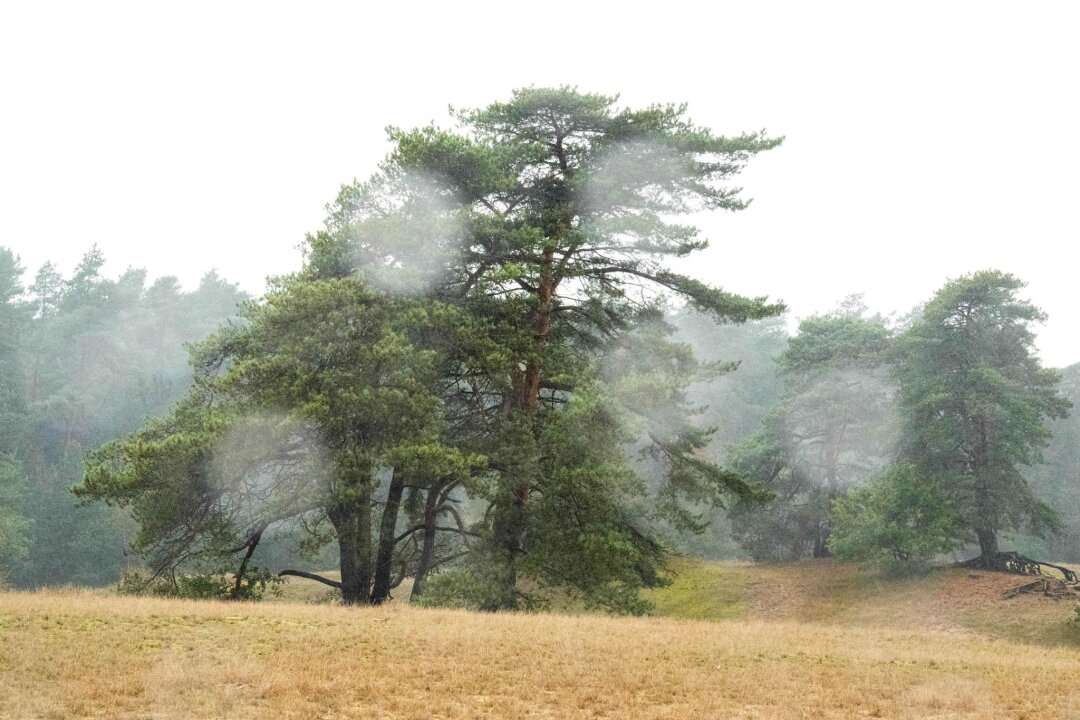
[229,528,263,599]
[812,527,830,558]
[976,527,999,559]
[370,471,406,604]
[410,484,441,601]
[329,478,373,605]
[489,245,558,608]
[278,569,342,589]
[972,415,997,562]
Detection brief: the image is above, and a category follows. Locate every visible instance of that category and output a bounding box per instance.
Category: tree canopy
[77,88,785,611]
[728,300,895,561]
[890,270,1070,562]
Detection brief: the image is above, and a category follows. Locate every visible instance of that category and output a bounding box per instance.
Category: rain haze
[7,4,1080,716]
[2,0,1078,368]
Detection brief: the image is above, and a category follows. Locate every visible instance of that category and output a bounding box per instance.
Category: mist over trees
[830,272,1071,570]
[2,91,1079,609]
[1023,362,1080,560]
[728,300,895,562]
[74,88,789,612]
[671,283,1074,571]
[0,246,246,587]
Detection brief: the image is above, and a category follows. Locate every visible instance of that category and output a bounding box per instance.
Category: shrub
[117,567,282,601]
[829,464,963,573]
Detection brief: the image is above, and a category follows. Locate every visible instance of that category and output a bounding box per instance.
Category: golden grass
[644,558,1080,646]
[2,578,1079,720]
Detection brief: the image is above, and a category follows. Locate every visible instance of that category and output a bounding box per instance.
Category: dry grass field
[2,560,1078,719]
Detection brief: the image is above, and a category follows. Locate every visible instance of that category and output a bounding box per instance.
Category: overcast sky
[2,2,1078,365]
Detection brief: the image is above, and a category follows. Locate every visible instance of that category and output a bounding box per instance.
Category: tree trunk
[370,471,406,605]
[329,479,373,605]
[972,416,997,563]
[229,529,263,599]
[488,485,526,610]
[410,485,441,601]
[812,526,830,558]
[490,246,557,608]
[976,527,999,559]
[329,502,364,604]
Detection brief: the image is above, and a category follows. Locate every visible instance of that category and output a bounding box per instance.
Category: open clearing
[2,561,1078,719]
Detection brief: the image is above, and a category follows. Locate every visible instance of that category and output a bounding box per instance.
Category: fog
[3,3,1079,366]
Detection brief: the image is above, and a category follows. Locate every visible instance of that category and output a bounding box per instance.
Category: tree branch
[278,569,343,589]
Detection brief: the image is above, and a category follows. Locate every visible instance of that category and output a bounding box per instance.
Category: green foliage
[1014,362,1080,561]
[117,567,283,601]
[79,274,473,603]
[0,244,247,588]
[0,453,30,579]
[829,465,963,572]
[728,300,896,561]
[76,88,783,612]
[310,87,784,609]
[892,270,1070,557]
[413,560,521,613]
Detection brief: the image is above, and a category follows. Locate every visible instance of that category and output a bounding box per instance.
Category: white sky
[2,1,1078,365]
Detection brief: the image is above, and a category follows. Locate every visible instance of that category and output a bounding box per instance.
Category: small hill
[273,558,1080,646]
[645,558,1080,646]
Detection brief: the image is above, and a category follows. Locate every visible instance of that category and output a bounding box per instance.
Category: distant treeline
[675,305,1080,565]
[0,246,247,586]
[2,246,1077,592]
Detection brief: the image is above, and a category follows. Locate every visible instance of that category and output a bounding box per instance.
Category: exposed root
[1001,577,1079,600]
[957,551,1078,584]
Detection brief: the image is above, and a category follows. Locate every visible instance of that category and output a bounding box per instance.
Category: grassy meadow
[2,560,1079,719]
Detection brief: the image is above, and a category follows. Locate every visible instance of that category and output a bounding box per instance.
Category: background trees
[1021,362,1080,559]
[0,246,247,587]
[831,271,1070,569]
[889,271,1069,564]
[727,301,895,561]
[0,249,31,581]
[2,94,1077,605]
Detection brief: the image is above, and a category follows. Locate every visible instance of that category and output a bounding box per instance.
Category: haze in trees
[77,88,785,611]
[728,298,896,562]
[1021,362,1080,560]
[831,271,1072,575]
[0,246,248,587]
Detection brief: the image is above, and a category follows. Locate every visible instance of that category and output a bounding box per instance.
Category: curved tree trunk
[410,485,441,601]
[370,471,406,605]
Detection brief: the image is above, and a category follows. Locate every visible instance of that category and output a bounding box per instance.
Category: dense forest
[0,246,247,587]
[2,244,1078,601]
[1,89,1077,612]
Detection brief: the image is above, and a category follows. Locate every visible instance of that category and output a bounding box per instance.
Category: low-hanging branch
[277,569,343,589]
[394,524,483,545]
